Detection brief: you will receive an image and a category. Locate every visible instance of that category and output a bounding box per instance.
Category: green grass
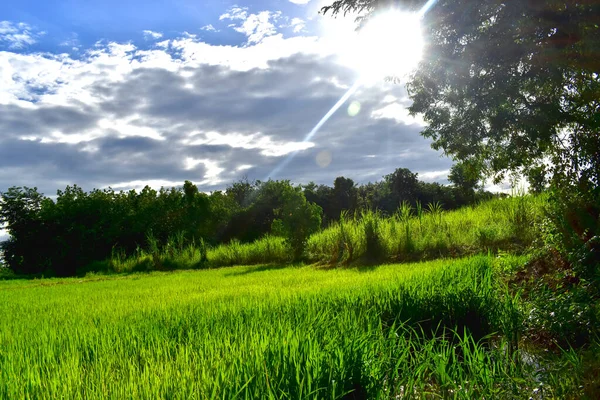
[86,235,291,274]
[102,194,546,274]
[0,255,586,399]
[306,194,547,265]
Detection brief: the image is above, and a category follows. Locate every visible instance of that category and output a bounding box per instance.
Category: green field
[0,255,585,399]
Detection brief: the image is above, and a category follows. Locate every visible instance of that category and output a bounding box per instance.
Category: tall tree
[0,187,47,274]
[272,186,323,260]
[331,177,358,218]
[323,0,600,280]
[322,0,600,188]
[448,160,481,195]
[384,168,419,208]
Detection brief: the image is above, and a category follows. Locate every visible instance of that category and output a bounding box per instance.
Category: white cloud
[0,21,42,49]
[143,30,163,40]
[98,116,165,141]
[419,170,450,182]
[289,0,311,4]
[168,34,322,70]
[184,158,225,185]
[219,7,284,44]
[200,24,218,32]
[219,6,248,21]
[234,11,280,44]
[183,131,314,157]
[382,94,397,103]
[288,18,306,33]
[371,102,426,126]
[0,18,454,196]
[60,33,79,49]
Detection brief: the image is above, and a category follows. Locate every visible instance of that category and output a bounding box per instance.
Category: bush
[271,185,322,261]
[544,187,600,293]
[362,211,384,263]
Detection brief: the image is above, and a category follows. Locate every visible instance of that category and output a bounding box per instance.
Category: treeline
[0,167,497,276]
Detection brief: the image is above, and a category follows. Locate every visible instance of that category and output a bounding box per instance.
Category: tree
[226,178,257,208]
[302,182,333,224]
[384,168,419,209]
[448,160,482,195]
[182,180,211,240]
[0,187,48,274]
[331,177,358,218]
[272,185,322,260]
[322,0,600,188]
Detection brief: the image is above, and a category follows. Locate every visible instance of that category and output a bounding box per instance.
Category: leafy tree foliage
[272,185,322,260]
[1,166,495,276]
[323,0,600,188]
[331,177,358,219]
[0,187,47,274]
[448,160,482,195]
[303,182,335,224]
[384,168,419,207]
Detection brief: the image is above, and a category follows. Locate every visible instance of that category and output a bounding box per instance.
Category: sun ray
[266,1,439,180]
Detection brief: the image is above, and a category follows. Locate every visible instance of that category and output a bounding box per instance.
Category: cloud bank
[0,9,451,202]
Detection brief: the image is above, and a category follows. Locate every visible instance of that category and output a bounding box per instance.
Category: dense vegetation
[1,255,596,399]
[80,194,538,273]
[0,167,497,276]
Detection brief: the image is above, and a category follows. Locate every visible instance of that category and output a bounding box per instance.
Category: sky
[0,0,460,240]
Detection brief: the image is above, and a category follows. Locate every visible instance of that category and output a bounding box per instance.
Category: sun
[344,10,424,83]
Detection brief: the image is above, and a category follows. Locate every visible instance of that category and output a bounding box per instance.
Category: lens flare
[316,150,332,168]
[347,101,361,117]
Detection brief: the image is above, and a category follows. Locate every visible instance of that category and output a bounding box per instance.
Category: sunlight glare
[350,10,424,83]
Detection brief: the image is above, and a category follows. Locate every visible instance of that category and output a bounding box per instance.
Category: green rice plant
[196,237,208,266]
[108,245,128,273]
[499,287,523,359]
[104,195,546,272]
[0,255,588,399]
[427,201,444,229]
[145,230,162,269]
[207,235,290,267]
[336,210,356,264]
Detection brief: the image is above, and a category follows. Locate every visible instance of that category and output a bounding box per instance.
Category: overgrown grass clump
[0,255,588,398]
[88,234,291,274]
[307,195,546,265]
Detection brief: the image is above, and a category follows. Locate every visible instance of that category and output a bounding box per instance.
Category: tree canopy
[0,167,495,276]
[322,0,600,188]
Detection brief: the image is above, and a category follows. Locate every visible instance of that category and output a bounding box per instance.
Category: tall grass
[102,234,290,273]
[0,255,585,398]
[307,194,546,265]
[207,235,290,266]
[98,194,545,274]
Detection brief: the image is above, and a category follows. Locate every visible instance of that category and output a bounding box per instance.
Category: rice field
[0,254,583,399]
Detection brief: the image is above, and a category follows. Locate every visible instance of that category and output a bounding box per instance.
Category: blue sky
[0,0,317,51]
[0,0,468,240]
